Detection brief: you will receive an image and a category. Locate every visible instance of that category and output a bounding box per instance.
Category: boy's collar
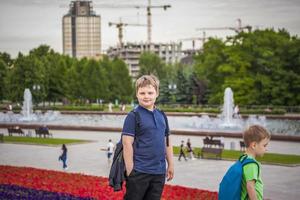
[138,105,156,112]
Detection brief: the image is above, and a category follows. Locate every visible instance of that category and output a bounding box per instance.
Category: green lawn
[2,136,89,146]
[173,146,300,166]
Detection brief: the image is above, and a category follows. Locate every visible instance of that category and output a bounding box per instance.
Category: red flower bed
[0,165,218,200]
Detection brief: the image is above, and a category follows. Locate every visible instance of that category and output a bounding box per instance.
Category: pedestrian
[233,105,240,118]
[178,140,187,161]
[186,138,195,160]
[107,139,115,164]
[241,125,271,199]
[108,102,113,112]
[122,74,174,200]
[59,144,68,170]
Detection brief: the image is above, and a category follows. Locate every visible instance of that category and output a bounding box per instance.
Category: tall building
[62,1,101,59]
[107,42,183,79]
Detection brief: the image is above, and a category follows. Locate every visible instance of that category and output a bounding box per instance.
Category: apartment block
[107,42,183,78]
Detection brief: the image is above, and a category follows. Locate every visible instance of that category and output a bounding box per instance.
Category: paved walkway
[0,130,300,200]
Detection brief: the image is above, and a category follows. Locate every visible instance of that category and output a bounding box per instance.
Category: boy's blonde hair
[243,125,271,147]
[135,75,160,93]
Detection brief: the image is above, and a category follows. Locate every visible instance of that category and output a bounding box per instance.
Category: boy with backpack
[219,125,270,200]
[122,75,174,200]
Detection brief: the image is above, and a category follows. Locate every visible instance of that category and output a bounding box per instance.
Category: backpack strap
[132,109,141,148]
[158,109,170,147]
[132,110,141,137]
[240,154,260,178]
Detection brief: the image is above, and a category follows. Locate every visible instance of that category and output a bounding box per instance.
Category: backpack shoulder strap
[157,109,170,147]
[241,157,260,178]
[131,109,141,137]
[131,109,142,148]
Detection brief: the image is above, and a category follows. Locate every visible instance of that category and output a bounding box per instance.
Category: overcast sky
[1,0,300,57]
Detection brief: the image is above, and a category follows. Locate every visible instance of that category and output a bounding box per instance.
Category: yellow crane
[108,19,147,48]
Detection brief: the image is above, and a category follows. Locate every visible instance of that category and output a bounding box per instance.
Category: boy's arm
[246,180,258,200]
[122,135,134,176]
[166,138,174,181]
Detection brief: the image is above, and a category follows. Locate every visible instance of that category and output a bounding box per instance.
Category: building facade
[107,42,183,78]
[62,1,101,59]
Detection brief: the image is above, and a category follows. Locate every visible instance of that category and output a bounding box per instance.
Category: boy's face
[253,137,270,157]
[136,84,158,110]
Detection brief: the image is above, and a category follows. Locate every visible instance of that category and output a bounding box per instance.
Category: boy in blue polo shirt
[122,75,174,200]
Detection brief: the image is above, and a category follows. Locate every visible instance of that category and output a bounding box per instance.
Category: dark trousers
[124,170,165,200]
[178,150,187,161]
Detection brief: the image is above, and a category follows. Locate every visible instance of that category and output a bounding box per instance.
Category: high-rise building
[62,1,101,59]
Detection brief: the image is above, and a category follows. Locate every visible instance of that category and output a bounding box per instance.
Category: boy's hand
[126,165,134,176]
[166,165,174,181]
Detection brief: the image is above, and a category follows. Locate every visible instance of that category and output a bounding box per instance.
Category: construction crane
[60,1,171,44]
[108,19,147,48]
[196,18,252,33]
[179,32,207,50]
[179,37,204,50]
[144,0,171,44]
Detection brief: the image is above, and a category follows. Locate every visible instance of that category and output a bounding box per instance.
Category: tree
[46,53,68,104]
[109,58,133,103]
[0,59,8,101]
[194,29,300,106]
[138,52,167,80]
[6,54,45,103]
[82,59,109,103]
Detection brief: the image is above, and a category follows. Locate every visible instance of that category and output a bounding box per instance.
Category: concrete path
[0,130,300,200]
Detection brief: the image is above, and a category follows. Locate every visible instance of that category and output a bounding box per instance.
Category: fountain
[219,87,241,129]
[0,89,60,123]
[20,89,37,121]
[0,88,299,136]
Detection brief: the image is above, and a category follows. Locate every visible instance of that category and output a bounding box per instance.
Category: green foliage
[138,52,167,79]
[0,59,8,101]
[2,45,133,105]
[173,146,300,165]
[4,136,88,145]
[109,58,133,103]
[194,29,300,106]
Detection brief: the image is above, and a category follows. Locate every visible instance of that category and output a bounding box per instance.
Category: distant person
[240,125,270,200]
[178,140,187,161]
[186,138,195,160]
[107,139,115,164]
[108,102,113,112]
[121,103,126,112]
[122,75,174,200]
[59,144,68,170]
[233,105,240,118]
[7,104,12,111]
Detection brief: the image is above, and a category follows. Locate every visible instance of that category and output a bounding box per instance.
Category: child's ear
[250,141,256,149]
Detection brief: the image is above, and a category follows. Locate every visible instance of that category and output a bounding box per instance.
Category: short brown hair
[243,125,271,147]
[135,75,160,93]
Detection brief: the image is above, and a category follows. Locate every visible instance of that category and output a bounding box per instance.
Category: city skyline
[1,0,300,58]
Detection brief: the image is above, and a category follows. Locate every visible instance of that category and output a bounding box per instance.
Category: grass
[2,136,89,146]
[173,146,300,166]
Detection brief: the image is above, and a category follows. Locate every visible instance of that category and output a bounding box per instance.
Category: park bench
[203,137,224,149]
[35,128,53,138]
[240,141,246,151]
[7,127,25,136]
[200,147,223,160]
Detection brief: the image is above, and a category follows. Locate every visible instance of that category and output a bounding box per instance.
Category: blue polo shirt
[122,105,168,175]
